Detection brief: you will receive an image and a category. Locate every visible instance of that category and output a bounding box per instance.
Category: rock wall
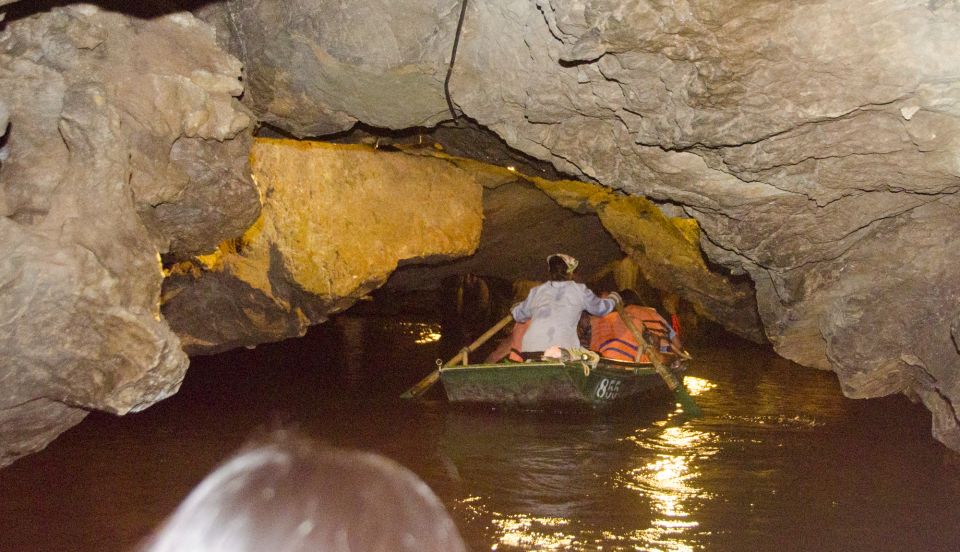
[202,0,960,448]
[447,0,960,448]
[0,6,256,466]
[162,139,484,355]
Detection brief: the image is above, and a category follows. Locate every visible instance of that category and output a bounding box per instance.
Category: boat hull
[439,359,681,408]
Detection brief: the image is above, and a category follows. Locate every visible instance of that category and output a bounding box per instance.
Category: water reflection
[439,377,724,551]
[492,515,575,550]
[396,321,443,344]
[621,425,716,551]
[614,377,719,551]
[683,376,717,397]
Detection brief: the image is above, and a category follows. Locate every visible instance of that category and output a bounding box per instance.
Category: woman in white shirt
[510,253,620,352]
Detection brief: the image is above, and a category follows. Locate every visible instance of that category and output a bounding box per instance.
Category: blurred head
[139,432,467,552]
[547,253,578,281]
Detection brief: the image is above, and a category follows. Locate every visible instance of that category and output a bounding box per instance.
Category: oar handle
[616,303,701,416]
[401,313,514,399]
[443,314,514,368]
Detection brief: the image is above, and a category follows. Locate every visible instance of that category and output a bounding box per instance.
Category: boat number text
[596,378,621,400]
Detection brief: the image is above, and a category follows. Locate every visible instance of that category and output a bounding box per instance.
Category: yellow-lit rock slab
[529,176,762,341]
[244,139,482,298]
[227,139,483,297]
[163,138,483,354]
[530,176,707,271]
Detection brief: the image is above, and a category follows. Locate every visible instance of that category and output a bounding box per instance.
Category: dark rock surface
[0,6,255,466]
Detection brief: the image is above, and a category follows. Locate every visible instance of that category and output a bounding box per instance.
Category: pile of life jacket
[487,308,676,364]
[589,306,674,363]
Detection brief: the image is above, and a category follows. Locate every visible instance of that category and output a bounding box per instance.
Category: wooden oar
[615,303,701,417]
[401,313,514,400]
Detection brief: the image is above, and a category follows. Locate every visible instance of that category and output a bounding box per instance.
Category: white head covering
[547,253,579,275]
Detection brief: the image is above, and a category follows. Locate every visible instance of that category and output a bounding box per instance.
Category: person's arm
[510,289,536,322]
[581,285,618,316]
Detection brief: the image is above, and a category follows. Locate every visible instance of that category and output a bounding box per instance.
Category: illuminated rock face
[162,139,483,355]
[0,6,256,466]
[532,179,764,343]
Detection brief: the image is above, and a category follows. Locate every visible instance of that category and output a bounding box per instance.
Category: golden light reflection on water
[617,376,719,551]
[682,376,716,396]
[396,321,442,344]
[491,515,575,550]
[456,378,721,551]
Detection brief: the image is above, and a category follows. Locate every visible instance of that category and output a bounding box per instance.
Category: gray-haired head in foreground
[138,433,467,552]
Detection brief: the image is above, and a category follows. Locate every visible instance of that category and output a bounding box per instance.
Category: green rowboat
[439,356,686,408]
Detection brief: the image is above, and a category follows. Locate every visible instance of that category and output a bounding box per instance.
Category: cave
[1,1,959,550]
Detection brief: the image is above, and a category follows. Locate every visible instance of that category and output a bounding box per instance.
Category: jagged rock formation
[0,6,256,466]
[162,139,483,355]
[531,177,763,342]
[1,0,958,459]
[446,0,960,448]
[203,0,960,449]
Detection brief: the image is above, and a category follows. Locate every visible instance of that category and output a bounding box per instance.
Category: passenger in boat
[484,319,530,362]
[510,253,620,353]
[589,289,681,362]
[139,431,467,552]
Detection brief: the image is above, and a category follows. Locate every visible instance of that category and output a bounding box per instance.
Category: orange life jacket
[589,306,672,363]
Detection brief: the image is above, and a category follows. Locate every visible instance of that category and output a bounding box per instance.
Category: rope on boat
[560,348,600,376]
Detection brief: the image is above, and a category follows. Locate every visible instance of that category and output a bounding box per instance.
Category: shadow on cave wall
[259,117,573,183]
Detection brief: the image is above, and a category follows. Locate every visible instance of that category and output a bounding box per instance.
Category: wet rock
[197,0,459,136]
[0,6,254,465]
[163,139,483,354]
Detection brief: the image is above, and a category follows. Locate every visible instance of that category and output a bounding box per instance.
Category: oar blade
[674,387,702,418]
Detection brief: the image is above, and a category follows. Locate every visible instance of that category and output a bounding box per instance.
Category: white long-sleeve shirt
[510,280,616,351]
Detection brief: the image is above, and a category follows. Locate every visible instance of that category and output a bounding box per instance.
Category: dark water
[2,311,959,552]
